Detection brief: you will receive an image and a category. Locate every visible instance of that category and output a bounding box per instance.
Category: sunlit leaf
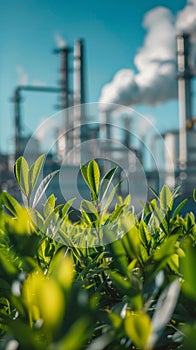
[32,169,59,208]
[99,167,117,201]
[80,164,90,188]
[172,198,189,219]
[181,239,196,300]
[124,311,152,348]
[193,188,196,202]
[160,185,173,211]
[28,154,46,194]
[62,198,76,218]
[87,160,100,197]
[44,194,56,218]
[14,156,29,197]
[1,191,22,216]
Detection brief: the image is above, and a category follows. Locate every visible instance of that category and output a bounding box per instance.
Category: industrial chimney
[73,39,86,163]
[177,33,193,169]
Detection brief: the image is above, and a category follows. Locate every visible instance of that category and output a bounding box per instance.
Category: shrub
[0,155,196,349]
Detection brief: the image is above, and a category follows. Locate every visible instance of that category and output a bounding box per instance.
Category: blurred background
[0,0,196,213]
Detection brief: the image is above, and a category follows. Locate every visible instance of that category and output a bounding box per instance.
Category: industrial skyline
[1,0,196,155]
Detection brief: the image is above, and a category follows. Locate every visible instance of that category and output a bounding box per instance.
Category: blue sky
[1,0,195,154]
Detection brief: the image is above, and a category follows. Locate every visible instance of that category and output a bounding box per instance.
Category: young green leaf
[81,200,98,216]
[160,185,173,211]
[29,154,46,194]
[193,188,196,202]
[102,181,122,215]
[14,156,29,197]
[99,167,117,201]
[1,191,22,216]
[80,164,90,188]
[61,198,76,218]
[44,194,56,218]
[87,160,100,197]
[32,169,59,208]
[172,198,189,219]
[139,221,151,253]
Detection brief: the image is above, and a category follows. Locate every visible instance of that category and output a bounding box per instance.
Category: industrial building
[0,34,196,215]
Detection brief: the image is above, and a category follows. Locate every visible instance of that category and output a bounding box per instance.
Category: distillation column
[177,33,193,170]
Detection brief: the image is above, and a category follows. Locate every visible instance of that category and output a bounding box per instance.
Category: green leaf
[154,234,178,262]
[54,316,93,350]
[106,232,128,275]
[102,181,121,215]
[122,225,140,260]
[149,186,159,200]
[193,188,196,202]
[87,160,100,197]
[172,198,189,219]
[105,204,125,224]
[181,239,196,300]
[28,154,46,194]
[81,200,98,224]
[148,280,180,349]
[1,191,22,216]
[44,194,56,218]
[14,156,29,197]
[80,164,90,188]
[153,205,169,235]
[99,167,117,201]
[160,185,173,211]
[61,198,76,218]
[81,200,98,215]
[110,271,131,293]
[124,311,152,348]
[139,221,151,252]
[32,169,59,208]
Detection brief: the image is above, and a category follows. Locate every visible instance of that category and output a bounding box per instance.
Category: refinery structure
[0,34,196,214]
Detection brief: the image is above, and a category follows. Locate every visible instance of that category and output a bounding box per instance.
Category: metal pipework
[177,33,193,170]
[54,47,72,110]
[13,85,61,159]
[73,39,86,163]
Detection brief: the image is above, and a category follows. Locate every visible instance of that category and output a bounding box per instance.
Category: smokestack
[177,33,193,169]
[73,39,86,163]
[14,87,22,159]
[74,39,85,107]
[54,46,72,156]
[54,46,71,110]
[123,117,131,148]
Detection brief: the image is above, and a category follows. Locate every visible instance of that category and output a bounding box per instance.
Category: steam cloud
[54,33,67,49]
[99,1,196,111]
[16,65,28,86]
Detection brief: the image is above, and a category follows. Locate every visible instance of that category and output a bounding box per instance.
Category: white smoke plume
[54,33,67,49]
[176,0,196,33]
[176,0,196,70]
[99,1,196,111]
[16,65,28,86]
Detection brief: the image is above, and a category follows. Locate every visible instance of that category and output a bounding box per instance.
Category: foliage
[0,155,196,349]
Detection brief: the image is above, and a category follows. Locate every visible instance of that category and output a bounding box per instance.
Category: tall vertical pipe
[54,46,71,157]
[14,87,22,158]
[73,39,86,163]
[177,33,192,169]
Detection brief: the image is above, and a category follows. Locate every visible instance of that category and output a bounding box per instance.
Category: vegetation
[0,154,196,349]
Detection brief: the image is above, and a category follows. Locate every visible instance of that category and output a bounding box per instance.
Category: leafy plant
[0,155,196,349]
